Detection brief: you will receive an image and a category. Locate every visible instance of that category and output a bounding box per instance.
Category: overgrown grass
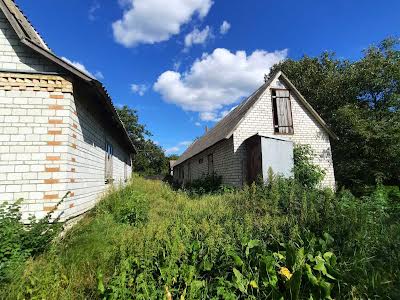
[0,176,399,299]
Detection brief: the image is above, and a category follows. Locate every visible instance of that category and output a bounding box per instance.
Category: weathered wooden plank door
[246,136,262,184]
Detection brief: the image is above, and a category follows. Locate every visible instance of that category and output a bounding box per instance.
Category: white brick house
[173,71,337,189]
[0,0,135,221]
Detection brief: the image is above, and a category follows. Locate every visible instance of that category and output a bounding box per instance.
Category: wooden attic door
[272,89,294,134]
[246,136,262,184]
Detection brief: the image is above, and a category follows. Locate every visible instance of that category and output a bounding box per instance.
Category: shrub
[293,144,326,188]
[0,195,66,284]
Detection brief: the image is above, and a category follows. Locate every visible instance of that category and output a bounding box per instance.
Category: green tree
[117,105,168,175]
[271,38,400,193]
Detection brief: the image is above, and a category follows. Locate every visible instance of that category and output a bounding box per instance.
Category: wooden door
[246,136,262,184]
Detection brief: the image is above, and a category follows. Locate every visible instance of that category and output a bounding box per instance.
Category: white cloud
[61,57,94,78]
[61,57,104,81]
[165,140,193,154]
[199,105,237,122]
[179,140,193,147]
[112,0,213,47]
[94,71,104,80]
[199,111,217,121]
[154,48,287,121]
[220,20,231,34]
[88,1,100,21]
[165,146,180,155]
[131,84,148,96]
[184,26,212,50]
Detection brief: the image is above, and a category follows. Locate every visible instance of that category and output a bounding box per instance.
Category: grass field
[0,175,399,299]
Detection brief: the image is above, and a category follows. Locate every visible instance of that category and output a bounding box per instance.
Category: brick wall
[233,77,336,189]
[173,137,239,186]
[0,73,75,221]
[0,10,132,222]
[0,72,132,222]
[0,11,61,73]
[174,80,335,189]
[66,92,132,218]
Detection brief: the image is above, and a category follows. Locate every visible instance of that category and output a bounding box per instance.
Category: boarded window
[272,89,294,134]
[208,154,214,174]
[105,142,113,183]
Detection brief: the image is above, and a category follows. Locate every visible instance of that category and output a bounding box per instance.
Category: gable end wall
[233,77,336,188]
[0,10,61,73]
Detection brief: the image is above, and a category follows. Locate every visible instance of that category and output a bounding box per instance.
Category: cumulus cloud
[165,146,180,155]
[112,0,213,47]
[131,83,148,96]
[220,20,231,34]
[61,57,104,80]
[165,141,193,154]
[154,48,287,121]
[184,26,212,50]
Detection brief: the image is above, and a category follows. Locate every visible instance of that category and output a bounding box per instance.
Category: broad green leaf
[305,264,319,286]
[233,268,248,294]
[245,240,260,257]
[228,251,244,267]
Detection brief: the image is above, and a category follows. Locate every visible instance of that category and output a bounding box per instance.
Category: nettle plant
[0,194,67,283]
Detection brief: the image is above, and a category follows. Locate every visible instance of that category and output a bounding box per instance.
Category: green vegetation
[117,105,169,176]
[0,194,66,284]
[1,176,399,299]
[293,145,325,188]
[271,38,400,194]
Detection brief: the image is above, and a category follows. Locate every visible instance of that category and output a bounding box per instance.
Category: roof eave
[21,39,94,82]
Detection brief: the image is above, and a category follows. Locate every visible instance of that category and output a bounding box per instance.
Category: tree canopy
[117,105,169,176]
[271,38,400,193]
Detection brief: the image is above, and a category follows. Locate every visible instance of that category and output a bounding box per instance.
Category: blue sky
[18,0,400,155]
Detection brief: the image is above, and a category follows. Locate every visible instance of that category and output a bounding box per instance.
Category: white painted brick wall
[0,83,133,222]
[233,77,336,189]
[174,77,336,189]
[173,137,239,186]
[0,11,61,73]
[65,94,132,219]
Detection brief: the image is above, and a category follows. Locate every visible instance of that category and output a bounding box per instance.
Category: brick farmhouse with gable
[173,71,338,189]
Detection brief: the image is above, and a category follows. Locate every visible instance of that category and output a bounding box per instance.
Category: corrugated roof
[0,0,136,153]
[174,71,337,167]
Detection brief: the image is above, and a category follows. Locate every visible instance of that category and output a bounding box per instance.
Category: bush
[0,195,65,284]
[294,144,326,188]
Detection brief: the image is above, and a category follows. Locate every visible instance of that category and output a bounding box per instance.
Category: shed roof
[0,0,136,153]
[174,71,337,167]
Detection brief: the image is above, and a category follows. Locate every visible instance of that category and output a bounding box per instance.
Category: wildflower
[279,267,293,280]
